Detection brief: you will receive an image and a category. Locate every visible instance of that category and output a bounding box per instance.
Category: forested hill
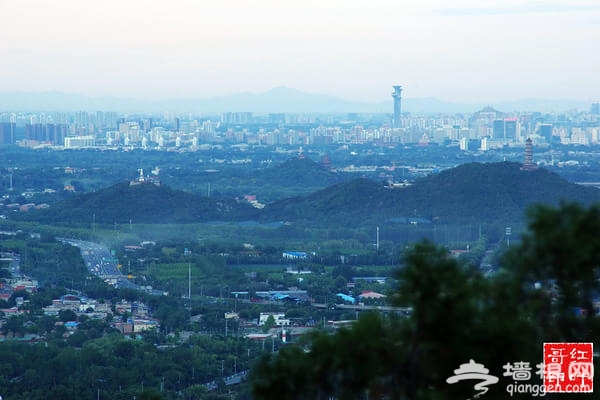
[396,162,600,222]
[256,156,341,186]
[16,162,600,227]
[263,162,600,225]
[262,178,389,225]
[18,181,259,225]
[247,156,346,201]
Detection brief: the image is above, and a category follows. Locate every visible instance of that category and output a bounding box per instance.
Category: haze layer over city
[1,0,599,104]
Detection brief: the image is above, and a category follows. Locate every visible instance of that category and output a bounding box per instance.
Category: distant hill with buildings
[393,162,600,222]
[262,162,600,226]
[255,156,344,188]
[19,180,259,225]
[0,88,589,113]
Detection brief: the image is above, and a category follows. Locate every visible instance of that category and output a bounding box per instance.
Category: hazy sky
[1,0,599,103]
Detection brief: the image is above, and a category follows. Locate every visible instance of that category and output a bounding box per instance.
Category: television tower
[392,85,402,128]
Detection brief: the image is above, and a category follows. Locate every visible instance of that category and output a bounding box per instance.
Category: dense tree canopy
[250,202,600,399]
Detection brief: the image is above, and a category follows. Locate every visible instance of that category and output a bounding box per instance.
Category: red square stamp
[543,343,593,393]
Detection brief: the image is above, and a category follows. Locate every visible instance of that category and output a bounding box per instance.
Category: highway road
[60,238,140,290]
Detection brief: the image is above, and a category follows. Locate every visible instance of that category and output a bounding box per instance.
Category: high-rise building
[0,122,16,144]
[504,118,517,141]
[493,119,505,139]
[25,123,45,141]
[24,122,67,145]
[392,85,402,128]
[46,123,67,145]
[591,103,600,115]
[492,118,517,141]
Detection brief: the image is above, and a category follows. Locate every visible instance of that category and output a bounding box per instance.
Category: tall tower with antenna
[392,85,403,128]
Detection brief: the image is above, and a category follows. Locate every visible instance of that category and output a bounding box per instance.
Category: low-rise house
[115,300,132,314]
[336,293,356,304]
[1,307,22,316]
[79,303,96,312]
[359,291,387,299]
[43,305,62,316]
[132,301,150,317]
[285,267,312,275]
[352,276,389,285]
[259,312,290,326]
[65,321,79,330]
[113,321,134,334]
[225,312,239,320]
[282,251,308,260]
[132,318,158,333]
[7,278,38,293]
[94,303,111,313]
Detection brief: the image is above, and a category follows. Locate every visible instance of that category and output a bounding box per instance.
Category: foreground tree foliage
[0,331,262,400]
[250,202,599,399]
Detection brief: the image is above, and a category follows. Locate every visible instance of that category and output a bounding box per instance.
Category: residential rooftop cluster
[0,249,159,340]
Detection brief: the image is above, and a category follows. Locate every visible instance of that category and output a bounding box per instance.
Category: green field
[146,256,244,297]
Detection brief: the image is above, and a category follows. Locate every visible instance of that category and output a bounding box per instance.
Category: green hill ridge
[263,162,600,225]
[19,162,600,227]
[20,181,259,225]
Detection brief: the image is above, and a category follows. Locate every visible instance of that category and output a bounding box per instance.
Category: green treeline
[0,332,260,400]
[250,202,600,399]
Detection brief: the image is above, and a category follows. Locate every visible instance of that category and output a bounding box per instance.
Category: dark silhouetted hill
[256,156,343,187]
[263,178,388,225]
[18,162,600,228]
[263,162,600,226]
[19,182,259,225]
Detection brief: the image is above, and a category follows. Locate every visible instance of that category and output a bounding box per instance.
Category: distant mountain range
[0,87,590,114]
[19,161,600,227]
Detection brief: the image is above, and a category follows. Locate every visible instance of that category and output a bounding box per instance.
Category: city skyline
[1,0,599,103]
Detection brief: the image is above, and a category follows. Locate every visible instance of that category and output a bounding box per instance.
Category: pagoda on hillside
[521,138,538,171]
